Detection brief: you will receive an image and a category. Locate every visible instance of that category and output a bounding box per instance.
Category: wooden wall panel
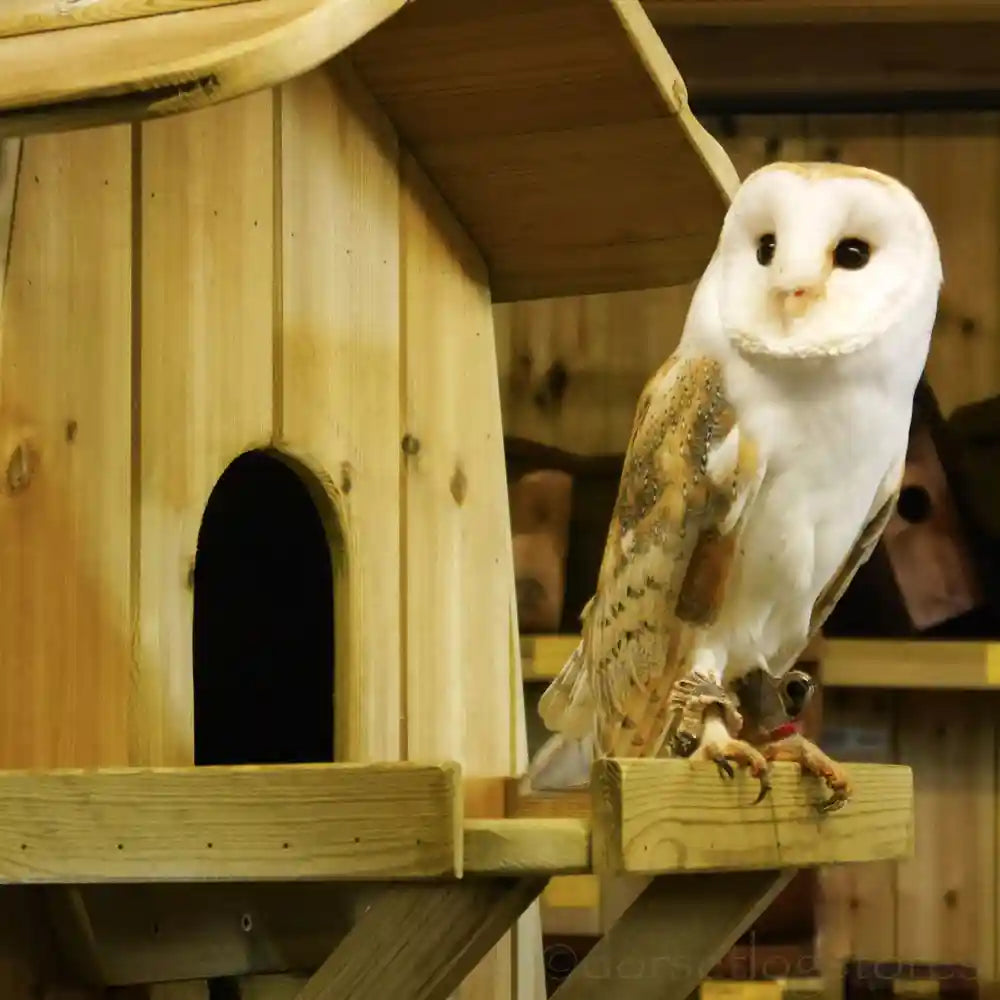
[0,138,20,301]
[400,151,522,999]
[0,125,133,770]
[135,90,275,768]
[895,691,997,976]
[901,113,1000,416]
[279,64,401,764]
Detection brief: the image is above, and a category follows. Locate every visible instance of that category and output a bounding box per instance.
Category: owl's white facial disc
[713,162,942,359]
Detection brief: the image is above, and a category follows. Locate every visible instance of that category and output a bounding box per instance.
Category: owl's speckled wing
[805,461,901,648]
[537,352,761,760]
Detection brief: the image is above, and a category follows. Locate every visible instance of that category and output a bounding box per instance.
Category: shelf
[0,758,911,996]
[0,757,911,885]
[521,633,1000,691]
[819,638,1000,690]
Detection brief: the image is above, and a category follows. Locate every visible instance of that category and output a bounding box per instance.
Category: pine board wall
[495,113,1000,984]
[0,58,539,1000]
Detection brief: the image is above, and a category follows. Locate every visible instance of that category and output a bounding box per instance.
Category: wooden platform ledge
[0,758,912,1000]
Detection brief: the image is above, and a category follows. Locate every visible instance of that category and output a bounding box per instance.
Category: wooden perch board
[591,759,914,874]
[352,0,738,300]
[0,0,408,137]
[0,761,463,882]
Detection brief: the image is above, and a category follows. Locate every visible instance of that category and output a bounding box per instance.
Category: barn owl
[526,162,942,812]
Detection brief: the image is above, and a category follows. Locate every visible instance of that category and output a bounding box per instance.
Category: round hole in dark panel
[193,449,336,766]
[896,484,932,525]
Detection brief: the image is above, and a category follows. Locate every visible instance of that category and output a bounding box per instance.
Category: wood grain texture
[0,138,21,304]
[896,692,996,974]
[548,869,795,1000]
[399,141,520,1000]
[279,64,400,763]
[644,0,1000,24]
[0,0,255,39]
[0,125,133,771]
[55,881,361,984]
[592,759,914,874]
[135,89,274,768]
[0,0,407,138]
[813,689,898,989]
[351,0,736,301]
[291,877,546,1000]
[0,762,462,882]
[463,819,590,875]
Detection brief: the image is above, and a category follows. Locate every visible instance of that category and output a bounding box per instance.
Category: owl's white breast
[683,300,933,680]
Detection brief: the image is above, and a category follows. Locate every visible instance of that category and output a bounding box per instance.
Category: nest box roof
[0,0,738,300]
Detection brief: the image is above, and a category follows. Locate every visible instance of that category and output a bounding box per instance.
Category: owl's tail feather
[522,731,596,793]
[537,638,592,738]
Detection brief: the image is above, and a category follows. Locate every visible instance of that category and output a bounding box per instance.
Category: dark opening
[193,449,335,766]
[896,484,933,525]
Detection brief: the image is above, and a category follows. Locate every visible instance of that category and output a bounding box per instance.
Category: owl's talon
[763,733,852,813]
[696,738,770,802]
[751,764,772,804]
[715,757,735,780]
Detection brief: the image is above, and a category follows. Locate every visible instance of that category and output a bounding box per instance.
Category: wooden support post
[549,869,796,1000]
[291,877,547,1000]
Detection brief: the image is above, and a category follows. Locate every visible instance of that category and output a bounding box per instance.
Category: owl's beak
[776,284,822,322]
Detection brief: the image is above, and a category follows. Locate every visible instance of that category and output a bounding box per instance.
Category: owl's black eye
[756,233,776,266]
[834,237,870,269]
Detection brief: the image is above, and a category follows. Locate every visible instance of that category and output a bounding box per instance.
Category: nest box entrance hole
[193,449,337,766]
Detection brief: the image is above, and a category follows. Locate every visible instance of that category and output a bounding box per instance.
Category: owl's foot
[666,671,743,757]
[694,732,772,804]
[763,732,851,813]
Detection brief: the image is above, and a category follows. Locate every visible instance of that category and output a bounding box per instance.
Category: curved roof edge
[0,0,411,138]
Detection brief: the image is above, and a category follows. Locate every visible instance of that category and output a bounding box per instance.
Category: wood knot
[401,433,420,456]
[943,889,959,908]
[65,419,78,443]
[449,463,468,505]
[3,439,37,496]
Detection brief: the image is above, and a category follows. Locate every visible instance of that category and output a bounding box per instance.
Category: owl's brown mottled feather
[537,353,761,761]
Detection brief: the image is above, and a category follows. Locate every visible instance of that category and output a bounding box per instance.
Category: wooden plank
[0,138,20,303]
[814,689,899,990]
[53,881,362,984]
[278,64,401,763]
[902,112,1000,417]
[896,692,996,976]
[592,760,914,874]
[0,125,133,771]
[0,0,256,39]
[0,0,408,138]
[658,23,1000,111]
[351,0,737,301]
[291,878,547,1000]
[135,88,274,768]
[524,636,1000,691]
[463,819,590,875]
[399,135,521,998]
[645,1,1000,25]
[505,781,592,821]
[0,762,462,882]
[549,869,795,1000]
[822,640,1000,690]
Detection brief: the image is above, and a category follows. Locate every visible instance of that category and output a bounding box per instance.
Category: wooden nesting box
[0,1,739,996]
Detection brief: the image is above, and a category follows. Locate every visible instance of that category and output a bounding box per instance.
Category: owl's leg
[762,732,851,813]
[666,650,771,803]
[692,709,772,803]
